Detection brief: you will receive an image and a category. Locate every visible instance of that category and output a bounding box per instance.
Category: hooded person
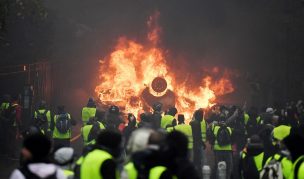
[9,134,65,179]
[81,97,97,125]
[164,131,200,179]
[260,125,292,179]
[240,135,268,179]
[54,147,76,179]
[122,130,172,179]
[104,105,123,131]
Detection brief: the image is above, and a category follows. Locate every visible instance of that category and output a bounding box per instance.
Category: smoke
[31,0,304,109]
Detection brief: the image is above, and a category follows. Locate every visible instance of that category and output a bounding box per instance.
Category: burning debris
[95,11,234,120]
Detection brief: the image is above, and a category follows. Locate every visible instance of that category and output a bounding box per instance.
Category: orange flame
[95,11,234,120]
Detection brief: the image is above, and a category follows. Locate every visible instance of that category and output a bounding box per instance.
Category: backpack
[35,110,48,129]
[216,125,231,146]
[36,110,48,123]
[55,114,71,134]
[19,165,57,179]
[259,156,284,179]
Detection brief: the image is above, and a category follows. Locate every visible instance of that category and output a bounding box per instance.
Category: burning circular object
[151,77,167,93]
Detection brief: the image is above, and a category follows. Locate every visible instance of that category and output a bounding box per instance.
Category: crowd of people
[1,95,304,179]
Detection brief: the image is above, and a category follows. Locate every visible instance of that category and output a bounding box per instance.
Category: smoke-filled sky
[42,0,304,85]
[1,0,304,111]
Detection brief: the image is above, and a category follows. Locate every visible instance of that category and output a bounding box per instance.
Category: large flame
[95,11,234,120]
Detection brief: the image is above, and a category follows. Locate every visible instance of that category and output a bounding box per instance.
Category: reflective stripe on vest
[254,152,265,171]
[149,166,167,179]
[53,113,71,139]
[81,149,113,179]
[161,115,175,128]
[201,119,207,142]
[167,124,193,149]
[213,125,232,151]
[82,107,97,124]
[124,162,138,179]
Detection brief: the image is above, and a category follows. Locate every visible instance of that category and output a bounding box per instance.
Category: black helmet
[109,105,119,114]
[152,102,163,112]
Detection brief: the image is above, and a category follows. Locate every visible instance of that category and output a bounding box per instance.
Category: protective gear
[272,125,291,141]
[80,149,113,179]
[212,124,232,151]
[109,105,119,114]
[167,124,193,149]
[149,166,168,179]
[53,113,72,139]
[264,153,292,179]
[34,109,51,134]
[290,155,304,179]
[161,115,176,129]
[81,121,105,145]
[81,107,96,125]
[123,162,138,179]
[201,119,207,142]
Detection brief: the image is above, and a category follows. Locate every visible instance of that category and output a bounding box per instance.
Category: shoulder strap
[295,157,304,179]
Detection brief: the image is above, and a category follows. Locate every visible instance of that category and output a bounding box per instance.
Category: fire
[95,11,234,121]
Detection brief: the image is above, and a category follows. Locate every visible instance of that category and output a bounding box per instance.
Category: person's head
[38,100,47,109]
[283,124,304,162]
[54,147,75,166]
[87,97,96,107]
[21,134,52,163]
[177,114,185,124]
[57,105,65,113]
[109,105,119,115]
[2,94,11,103]
[271,125,291,149]
[248,106,258,117]
[11,94,19,103]
[140,112,152,122]
[126,128,154,154]
[167,107,177,116]
[165,131,188,159]
[96,130,122,158]
[152,102,163,113]
[127,113,137,127]
[266,107,275,114]
[246,135,264,155]
[193,108,204,122]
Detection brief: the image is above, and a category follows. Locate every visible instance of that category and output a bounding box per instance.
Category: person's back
[240,135,267,179]
[9,134,65,179]
[80,130,122,179]
[81,118,105,146]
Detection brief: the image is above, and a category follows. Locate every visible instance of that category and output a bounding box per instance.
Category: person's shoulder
[55,168,66,179]
[9,169,25,179]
